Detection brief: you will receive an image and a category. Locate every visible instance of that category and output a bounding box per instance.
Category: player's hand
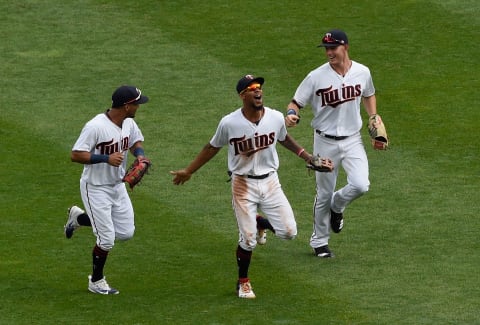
[170,169,192,185]
[108,152,124,167]
[285,115,300,127]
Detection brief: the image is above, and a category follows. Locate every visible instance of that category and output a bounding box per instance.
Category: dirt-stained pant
[232,172,297,251]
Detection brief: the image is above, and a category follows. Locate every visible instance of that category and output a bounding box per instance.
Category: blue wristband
[90,154,109,164]
[287,109,297,116]
[133,147,145,157]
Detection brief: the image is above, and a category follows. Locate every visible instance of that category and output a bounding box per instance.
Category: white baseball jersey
[209,107,287,176]
[72,112,144,185]
[293,60,374,249]
[210,106,296,250]
[293,60,375,136]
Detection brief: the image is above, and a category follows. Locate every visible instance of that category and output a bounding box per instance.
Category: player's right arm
[71,150,124,167]
[285,100,302,127]
[71,121,124,167]
[170,143,221,185]
[286,73,315,127]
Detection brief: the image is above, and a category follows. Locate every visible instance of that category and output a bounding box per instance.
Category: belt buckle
[316,130,328,138]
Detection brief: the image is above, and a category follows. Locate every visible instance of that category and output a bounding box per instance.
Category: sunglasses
[240,83,262,94]
[322,34,345,45]
[125,89,142,104]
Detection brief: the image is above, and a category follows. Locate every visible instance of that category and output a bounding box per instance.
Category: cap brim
[135,95,149,104]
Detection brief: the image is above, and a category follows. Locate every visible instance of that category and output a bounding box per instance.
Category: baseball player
[285,29,379,258]
[64,85,149,294]
[170,75,330,299]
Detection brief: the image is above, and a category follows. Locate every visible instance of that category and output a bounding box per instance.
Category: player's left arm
[363,94,389,150]
[129,141,146,158]
[279,134,312,162]
[280,135,334,172]
[362,94,377,117]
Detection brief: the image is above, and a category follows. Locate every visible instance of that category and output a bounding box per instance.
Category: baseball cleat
[330,209,344,233]
[256,229,267,245]
[64,206,84,239]
[237,279,256,299]
[88,275,119,295]
[314,245,335,258]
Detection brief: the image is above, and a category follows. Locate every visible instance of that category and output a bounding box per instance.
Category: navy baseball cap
[236,74,265,94]
[112,85,149,108]
[318,29,349,48]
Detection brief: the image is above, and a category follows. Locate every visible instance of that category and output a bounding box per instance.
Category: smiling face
[325,44,349,67]
[240,83,264,110]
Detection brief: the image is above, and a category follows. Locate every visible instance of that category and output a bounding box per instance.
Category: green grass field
[1,1,479,324]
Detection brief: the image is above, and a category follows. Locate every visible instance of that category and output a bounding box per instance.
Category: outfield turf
[0,1,479,324]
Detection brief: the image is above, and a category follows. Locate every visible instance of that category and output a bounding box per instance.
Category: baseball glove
[306,155,334,172]
[123,157,151,189]
[368,114,389,150]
